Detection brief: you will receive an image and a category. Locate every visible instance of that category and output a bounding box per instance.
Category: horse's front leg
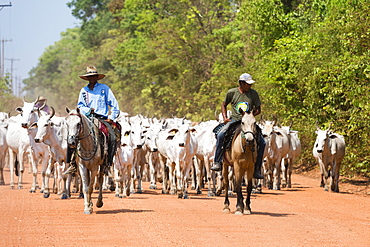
[244,179,253,215]
[96,166,104,208]
[234,174,244,215]
[79,165,92,214]
[222,165,230,213]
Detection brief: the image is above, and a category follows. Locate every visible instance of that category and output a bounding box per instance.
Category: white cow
[261,118,290,190]
[164,123,198,199]
[114,117,134,198]
[193,120,219,196]
[142,118,167,190]
[313,124,345,192]
[0,112,9,122]
[6,97,50,190]
[0,122,8,185]
[129,115,147,193]
[33,107,71,199]
[281,125,301,188]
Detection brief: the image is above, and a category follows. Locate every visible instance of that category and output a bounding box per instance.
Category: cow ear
[16,107,23,113]
[66,107,70,114]
[329,134,337,139]
[30,122,38,129]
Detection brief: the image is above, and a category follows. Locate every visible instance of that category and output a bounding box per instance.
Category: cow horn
[316,121,320,131]
[289,120,293,128]
[327,122,332,131]
[39,100,47,110]
[49,107,55,120]
[34,96,40,104]
[22,96,26,103]
[272,115,278,126]
[37,108,41,117]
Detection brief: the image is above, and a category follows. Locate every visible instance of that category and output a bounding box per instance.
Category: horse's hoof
[61,194,68,200]
[115,194,119,197]
[243,210,252,215]
[43,193,50,198]
[222,208,230,213]
[84,210,92,214]
[18,186,23,189]
[96,201,103,208]
[0,182,5,185]
[235,211,244,216]
[79,193,84,198]
[207,192,215,197]
[183,194,189,199]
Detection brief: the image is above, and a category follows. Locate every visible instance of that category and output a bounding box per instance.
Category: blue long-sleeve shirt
[77,82,120,121]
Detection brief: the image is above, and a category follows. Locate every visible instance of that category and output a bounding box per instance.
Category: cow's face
[315,129,329,153]
[33,116,53,143]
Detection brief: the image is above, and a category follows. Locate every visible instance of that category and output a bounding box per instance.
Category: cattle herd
[0,97,346,214]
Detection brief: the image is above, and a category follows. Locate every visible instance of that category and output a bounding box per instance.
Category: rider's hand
[106,118,113,124]
[223,118,231,124]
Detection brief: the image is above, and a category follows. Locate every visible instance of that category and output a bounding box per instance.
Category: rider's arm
[253,105,261,116]
[221,101,230,124]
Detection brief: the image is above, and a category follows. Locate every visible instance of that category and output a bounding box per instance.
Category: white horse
[65,108,105,214]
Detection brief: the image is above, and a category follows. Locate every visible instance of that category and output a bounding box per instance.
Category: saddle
[212,120,242,151]
[223,121,241,151]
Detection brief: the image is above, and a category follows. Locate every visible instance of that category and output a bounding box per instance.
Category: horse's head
[65,108,83,148]
[240,109,257,145]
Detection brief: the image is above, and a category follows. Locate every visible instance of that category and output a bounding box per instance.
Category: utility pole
[0,2,12,11]
[0,38,12,78]
[5,57,19,94]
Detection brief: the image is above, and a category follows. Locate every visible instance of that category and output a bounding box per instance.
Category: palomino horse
[65,108,105,214]
[222,109,258,215]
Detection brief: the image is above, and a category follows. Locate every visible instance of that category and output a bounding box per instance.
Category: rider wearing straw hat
[64,66,120,175]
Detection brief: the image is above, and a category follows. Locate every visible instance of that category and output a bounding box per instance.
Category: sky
[0,0,79,96]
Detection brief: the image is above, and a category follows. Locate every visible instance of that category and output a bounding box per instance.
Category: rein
[240,130,257,163]
[68,113,99,161]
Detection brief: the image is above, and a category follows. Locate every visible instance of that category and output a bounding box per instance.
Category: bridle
[240,128,257,163]
[67,113,98,161]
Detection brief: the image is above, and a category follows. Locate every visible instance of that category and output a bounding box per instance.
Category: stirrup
[211,163,222,172]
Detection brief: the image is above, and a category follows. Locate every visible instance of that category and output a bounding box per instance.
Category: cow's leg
[175,161,183,198]
[28,153,38,192]
[148,154,157,189]
[273,159,281,190]
[331,161,340,193]
[281,158,287,188]
[9,150,16,189]
[0,166,4,185]
[287,158,293,188]
[17,152,29,190]
[193,157,203,194]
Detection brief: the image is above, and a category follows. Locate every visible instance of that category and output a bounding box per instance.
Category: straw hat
[79,66,106,80]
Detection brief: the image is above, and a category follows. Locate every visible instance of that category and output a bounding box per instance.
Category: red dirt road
[1,167,369,247]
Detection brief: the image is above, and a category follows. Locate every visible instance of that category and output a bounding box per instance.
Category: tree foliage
[21,0,370,177]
